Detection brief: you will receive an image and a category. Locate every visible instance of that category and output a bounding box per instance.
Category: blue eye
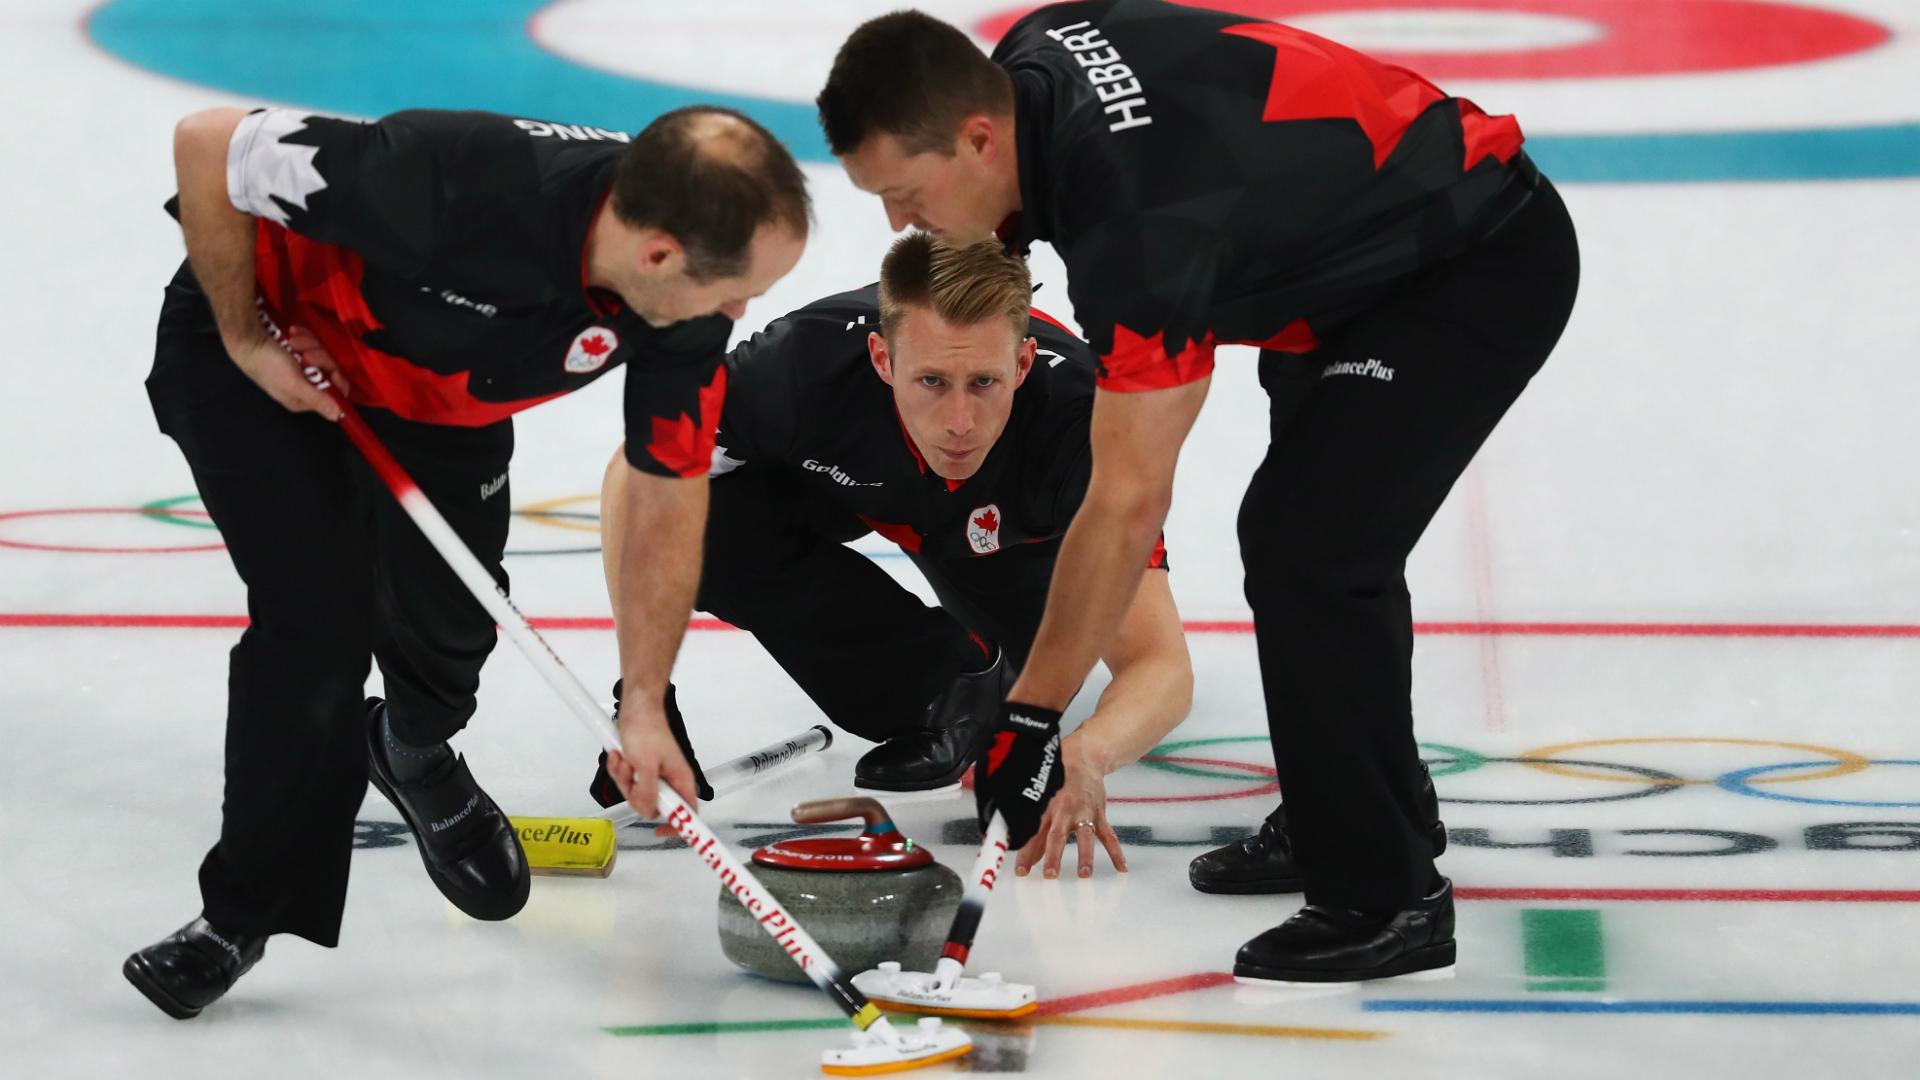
[974,376,997,388]
[920,376,944,389]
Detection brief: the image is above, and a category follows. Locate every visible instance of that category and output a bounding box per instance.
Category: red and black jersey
[210,107,730,477]
[992,0,1539,391]
[714,284,1168,568]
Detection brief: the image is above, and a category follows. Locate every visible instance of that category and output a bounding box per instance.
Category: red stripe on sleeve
[1147,535,1168,569]
[858,515,924,553]
[1029,306,1073,334]
[1096,325,1216,392]
[1458,100,1524,171]
[1227,317,1320,355]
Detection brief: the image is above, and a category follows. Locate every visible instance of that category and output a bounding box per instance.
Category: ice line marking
[1365,1000,1920,1016]
[1458,888,1920,903]
[7,614,1920,638]
[612,971,1379,1042]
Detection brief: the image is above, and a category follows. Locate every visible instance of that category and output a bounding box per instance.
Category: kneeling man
[596,234,1192,876]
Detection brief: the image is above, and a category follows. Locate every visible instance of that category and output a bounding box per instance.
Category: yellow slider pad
[510,817,617,878]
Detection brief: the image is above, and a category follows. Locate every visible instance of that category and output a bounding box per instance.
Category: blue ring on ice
[87,0,1920,181]
[1716,760,1920,808]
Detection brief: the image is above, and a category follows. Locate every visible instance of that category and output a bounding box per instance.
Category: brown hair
[878,232,1031,342]
[612,106,811,282]
[817,11,1014,156]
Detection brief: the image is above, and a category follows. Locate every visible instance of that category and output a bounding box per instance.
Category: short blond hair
[878,233,1030,343]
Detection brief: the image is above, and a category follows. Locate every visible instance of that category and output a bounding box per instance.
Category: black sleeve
[621,314,733,478]
[1063,210,1223,393]
[225,108,453,276]
[1036,103,1224,393]
[1045,433,1095,534]
[1031,313,1171,571]
[1025,308,1091,521]
[707,311,814,474]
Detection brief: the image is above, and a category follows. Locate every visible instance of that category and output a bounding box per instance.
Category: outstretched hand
[1016,746,1127,879]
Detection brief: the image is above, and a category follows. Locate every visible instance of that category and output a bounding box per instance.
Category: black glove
[974,701,1064,850]
[589,680,713,807]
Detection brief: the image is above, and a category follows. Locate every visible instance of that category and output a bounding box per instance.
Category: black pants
[146,264,513,946]
[1241,180,1580,911]
[697,467,1052,742]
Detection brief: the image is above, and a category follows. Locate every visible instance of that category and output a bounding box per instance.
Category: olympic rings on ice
[1519,737,1871,786]
[1138,736,1920,807]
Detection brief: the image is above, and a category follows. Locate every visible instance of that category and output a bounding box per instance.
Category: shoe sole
[1189,875,1304,896]
[854,729,996,793]
[122,955,201,1020]
[1190,823,1449,896]
[1233,942,1458,986]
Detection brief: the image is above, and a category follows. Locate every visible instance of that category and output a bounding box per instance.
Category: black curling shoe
[1191,765,1449,895]
[365,698,529,921]
[1189,807,1448,895]
[855,650,1014,792]
[1234,878,1457,985]
[123,917,266,1019]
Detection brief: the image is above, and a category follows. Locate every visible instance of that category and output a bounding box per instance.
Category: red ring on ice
[1113,754,1280,804]
[976,0,1890,80]
[0,508,227,554]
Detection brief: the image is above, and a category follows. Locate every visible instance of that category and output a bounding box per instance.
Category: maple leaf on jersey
[1219,21,1444,170]
[974,508,999,533]
[645,365,729,477]
[580,334,611,357]
[237,111,329,227]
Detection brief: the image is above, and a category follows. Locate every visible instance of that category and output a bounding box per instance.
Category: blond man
[593,233,1192,877]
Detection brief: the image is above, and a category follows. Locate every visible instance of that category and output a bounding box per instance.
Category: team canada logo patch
[967,504,1002,555]
[564,327,618,374]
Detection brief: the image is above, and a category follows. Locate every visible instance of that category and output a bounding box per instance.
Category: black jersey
[992,0,1539,391]
[213,107,731,477]
[714,285,1167,567]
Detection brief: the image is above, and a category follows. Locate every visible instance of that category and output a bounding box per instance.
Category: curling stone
[718,797,961,984]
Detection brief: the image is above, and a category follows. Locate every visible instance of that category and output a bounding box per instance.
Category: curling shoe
[365,698,529,921]
[1234,878,1457,985]
[1190,808,1447,895]
[123,917,265,1019]
[855,649,1014,791]
[1191,768,1447,895]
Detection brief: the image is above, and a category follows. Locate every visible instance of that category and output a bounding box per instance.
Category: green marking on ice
[139,494,220,531]
[1528,978,1609,992]
[605,1017,848,1037]
[1523,909,1606,993]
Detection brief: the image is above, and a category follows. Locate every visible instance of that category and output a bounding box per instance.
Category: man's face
[841,130,1010,245]
[870,307,1035,480]
[630,222,806,326]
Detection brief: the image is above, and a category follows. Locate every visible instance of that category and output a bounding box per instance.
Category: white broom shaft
[961,814,1013,910]
[706,724,833,794]
[594,725,832,823]
[928,814,1010,990]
